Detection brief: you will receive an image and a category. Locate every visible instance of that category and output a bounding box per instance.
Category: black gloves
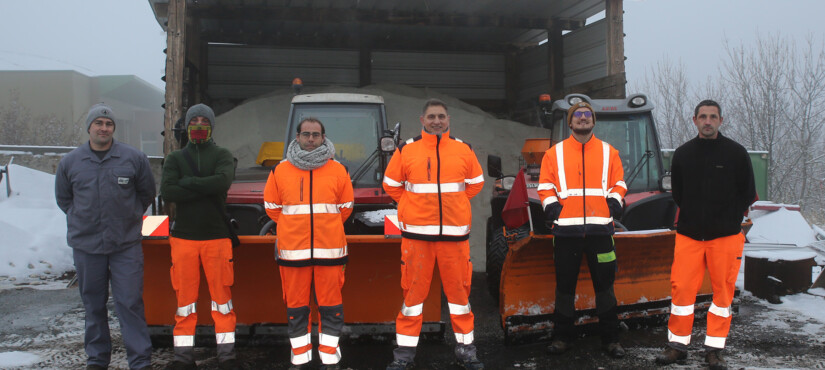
[608,198,623,221]
[544,203,562,228]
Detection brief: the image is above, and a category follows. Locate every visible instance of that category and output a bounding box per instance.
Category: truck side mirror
[488,155,503,179]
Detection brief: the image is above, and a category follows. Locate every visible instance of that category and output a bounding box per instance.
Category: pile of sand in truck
[213,84,550,268]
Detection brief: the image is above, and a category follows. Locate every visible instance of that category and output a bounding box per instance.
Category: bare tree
[721,33,825,223]
[634,57,696,148]
[0,88,84,146]
[0,89,34,144]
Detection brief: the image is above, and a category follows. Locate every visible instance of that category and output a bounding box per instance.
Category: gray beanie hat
[85,103,116,130]
[184,104,216,129]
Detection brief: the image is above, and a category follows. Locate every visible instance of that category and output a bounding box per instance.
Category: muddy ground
[1,273,824,369]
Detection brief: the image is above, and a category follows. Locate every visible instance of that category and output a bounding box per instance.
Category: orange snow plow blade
[499,230,713,343]
[142,235,443,339]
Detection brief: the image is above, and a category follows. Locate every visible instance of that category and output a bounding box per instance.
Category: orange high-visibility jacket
[383,130,484,241]
[264,159,354,266]
[538,135,626,237]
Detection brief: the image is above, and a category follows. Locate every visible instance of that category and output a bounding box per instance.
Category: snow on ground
[0,351,40,367]
[0,164,74,289]
[747,206,818,247]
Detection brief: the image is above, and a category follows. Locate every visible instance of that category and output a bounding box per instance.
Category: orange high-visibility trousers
[395,238,474,348]
[169,237,236,347]
[279,265,345,365]
[667,232,744,349]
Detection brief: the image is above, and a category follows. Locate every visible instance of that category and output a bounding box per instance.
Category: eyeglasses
[573,111,593,118]
[299,132,322,139]
[425,114,448,120]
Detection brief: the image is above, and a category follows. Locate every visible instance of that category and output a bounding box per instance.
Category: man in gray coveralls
[55,103,156,370]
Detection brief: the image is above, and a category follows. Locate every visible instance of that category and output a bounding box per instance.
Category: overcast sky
[1,0,823,93]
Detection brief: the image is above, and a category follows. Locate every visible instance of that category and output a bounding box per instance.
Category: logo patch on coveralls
[118,177,130,185]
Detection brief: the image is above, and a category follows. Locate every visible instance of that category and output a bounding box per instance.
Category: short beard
[572,127,593,135]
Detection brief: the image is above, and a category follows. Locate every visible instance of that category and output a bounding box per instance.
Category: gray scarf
[286,138,336,170]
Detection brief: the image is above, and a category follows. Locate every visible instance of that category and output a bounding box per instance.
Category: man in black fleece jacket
[656,100,756,370]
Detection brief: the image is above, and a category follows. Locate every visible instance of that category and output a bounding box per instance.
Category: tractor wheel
[486,220,529,302]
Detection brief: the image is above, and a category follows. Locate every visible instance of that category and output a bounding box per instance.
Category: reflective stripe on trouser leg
[437,240,475,344]
[704,233,744,349]
[202,239,236,340]
[170,237,202,344]
[395,238,436,348]
[316,265,346,364]
[287,306,312,365]
[319,304,344,364]
[667,234,707,344]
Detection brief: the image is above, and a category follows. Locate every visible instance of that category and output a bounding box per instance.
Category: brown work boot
[603,342,626,358]
[655,346,687,365]
[706,349,728,370]
[547,339,572,354]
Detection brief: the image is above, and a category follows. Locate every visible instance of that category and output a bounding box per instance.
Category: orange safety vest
[264,159,354,266]
[538,135,626,237]
[383,130,484,241]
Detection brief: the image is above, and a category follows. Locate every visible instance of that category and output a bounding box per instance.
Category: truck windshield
[287,104,382,187]
[592,114,661,192]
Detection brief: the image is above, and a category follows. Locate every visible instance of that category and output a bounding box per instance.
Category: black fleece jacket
[671,133,756,241]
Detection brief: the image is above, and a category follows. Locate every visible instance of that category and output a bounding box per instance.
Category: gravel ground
[1,273,824,369]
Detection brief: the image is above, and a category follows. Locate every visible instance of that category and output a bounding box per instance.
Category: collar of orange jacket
[420,129,451,145]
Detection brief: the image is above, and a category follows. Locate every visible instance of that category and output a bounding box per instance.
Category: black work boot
[547,339,573,355]
[603,342,626,358]
[706,349,728,370]
[171,346,197,369]
[655,346,687,365]
[385,359,413,370]
[455,344,484,370]
[387,346,416,370]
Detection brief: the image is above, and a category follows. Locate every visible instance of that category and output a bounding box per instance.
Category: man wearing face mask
[383,99,485,370]
[263,118,353,370]
[537,101,627,359]
[160,104,238,370]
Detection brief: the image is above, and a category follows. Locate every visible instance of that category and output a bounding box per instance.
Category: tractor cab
[226,93,400,236]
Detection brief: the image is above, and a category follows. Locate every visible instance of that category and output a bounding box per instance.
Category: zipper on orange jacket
[436,136,443,236]
[427,157,431,181]
[581,142,586,237]
[300,177,304,201]
[309,171,314,259]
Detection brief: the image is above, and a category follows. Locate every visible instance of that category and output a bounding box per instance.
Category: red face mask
[187,125,211,143]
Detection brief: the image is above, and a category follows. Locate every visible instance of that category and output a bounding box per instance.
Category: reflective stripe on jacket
[264,159,354,266]
[538,135,626,237]
[382,130,484,241]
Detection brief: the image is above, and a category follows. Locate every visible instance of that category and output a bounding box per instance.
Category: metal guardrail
[0,156,12,198]
[0,145,76,155]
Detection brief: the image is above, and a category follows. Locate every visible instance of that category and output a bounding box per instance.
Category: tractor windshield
[592,114,662,193]
[287,103,384,188]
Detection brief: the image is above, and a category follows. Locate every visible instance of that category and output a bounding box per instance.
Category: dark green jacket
[160,140,235,240]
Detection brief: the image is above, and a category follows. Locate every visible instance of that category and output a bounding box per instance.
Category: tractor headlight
[501,176,515,191]
[380,136,396,152]
[630,96,646,107]
[568,97,583,105]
